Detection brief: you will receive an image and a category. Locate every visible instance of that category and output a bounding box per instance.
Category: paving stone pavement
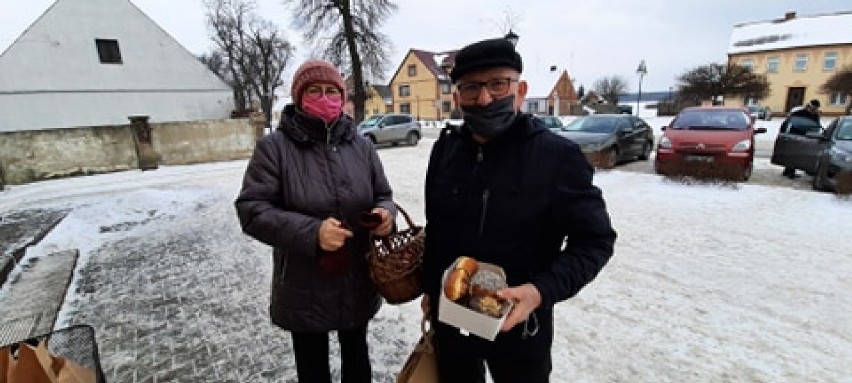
[53,191,413,383]
[0,249,79,345]
[0,208,68,285]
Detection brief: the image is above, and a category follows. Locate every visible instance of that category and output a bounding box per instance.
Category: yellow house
[388,49,458,120]
[727,11,852,117]
[364,85,392,118]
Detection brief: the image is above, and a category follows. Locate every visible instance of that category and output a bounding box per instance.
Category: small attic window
[96,39,122,64]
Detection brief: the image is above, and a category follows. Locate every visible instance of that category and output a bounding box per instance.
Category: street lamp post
[636,60,647,117]
[504,29,519,46]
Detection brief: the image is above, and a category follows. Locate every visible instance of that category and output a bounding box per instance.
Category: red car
[655,106,767,181]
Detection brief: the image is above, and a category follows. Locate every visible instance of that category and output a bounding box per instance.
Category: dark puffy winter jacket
[235,105,396,332]
[423,113,616,356]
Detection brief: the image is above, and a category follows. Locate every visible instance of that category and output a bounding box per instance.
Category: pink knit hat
[290,59,346,105]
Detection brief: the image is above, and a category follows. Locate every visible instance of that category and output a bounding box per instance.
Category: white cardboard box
[438,258,513,341]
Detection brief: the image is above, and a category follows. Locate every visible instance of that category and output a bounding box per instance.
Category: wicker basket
[368,203,425,304]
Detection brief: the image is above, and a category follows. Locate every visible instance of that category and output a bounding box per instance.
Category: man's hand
[496,283,542,332]
[372,207,394,236]
[318,218,353,251]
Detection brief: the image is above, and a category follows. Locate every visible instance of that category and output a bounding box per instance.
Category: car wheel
[742,161,753,181]
[812,162,830,192]
[637,141,651,161]
[406,131,419,146]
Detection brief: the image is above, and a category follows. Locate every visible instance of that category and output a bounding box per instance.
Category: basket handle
[394,202,418,231]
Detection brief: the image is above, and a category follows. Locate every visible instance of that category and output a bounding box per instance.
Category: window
[95,39,122,64]
[400,103,411,114]
[766,56,779,73]
[794,54,808,72]
[528,101,540,113]
[442,101,451,113]
[823,52,838,71]
[399,85,410,97]
[830,92,848,106]
[408,64,416,76]
[740,58,754,71]
[440,83,451,94]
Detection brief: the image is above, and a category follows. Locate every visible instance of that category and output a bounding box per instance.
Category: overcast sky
[1,0,850,94]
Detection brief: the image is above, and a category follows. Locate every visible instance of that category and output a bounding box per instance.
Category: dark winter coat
[235,105,396,332]
[423,113,617,357]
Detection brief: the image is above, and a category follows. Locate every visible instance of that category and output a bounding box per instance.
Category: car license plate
[685,155,714,162]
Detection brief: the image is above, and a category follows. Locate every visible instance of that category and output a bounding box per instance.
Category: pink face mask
[301,95,343,124]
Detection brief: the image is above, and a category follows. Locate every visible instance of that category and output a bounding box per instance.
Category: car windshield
[671,110,750,130]
[360,116,382,127]
[562,116,619,133]
[747,106,761,113]
[836,120,852,141]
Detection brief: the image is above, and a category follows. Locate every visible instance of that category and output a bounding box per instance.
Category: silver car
[357,114,421,146]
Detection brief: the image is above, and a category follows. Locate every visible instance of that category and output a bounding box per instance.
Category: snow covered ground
[1,134,850,382]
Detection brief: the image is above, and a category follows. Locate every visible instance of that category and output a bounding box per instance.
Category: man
[789,99,821,123]
[420,37,617,382]
[783,99,822,178]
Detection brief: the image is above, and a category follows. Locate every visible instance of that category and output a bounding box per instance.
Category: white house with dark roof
[727,11,852,116]
[0,0,233,132]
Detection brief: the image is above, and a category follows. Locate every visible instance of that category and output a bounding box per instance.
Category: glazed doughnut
[454,256,479,276]
[443,268,470,301]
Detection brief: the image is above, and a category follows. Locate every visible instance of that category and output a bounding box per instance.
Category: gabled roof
[0,0,229,93]
[389,48,458,84]
[372,84,391,100]
[728,11,852,55]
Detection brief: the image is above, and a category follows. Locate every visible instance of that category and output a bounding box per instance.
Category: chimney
[784,11,796,21]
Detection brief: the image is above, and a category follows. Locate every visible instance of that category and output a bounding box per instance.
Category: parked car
[615,105,633,115]
[556,114,655,168]
[655,106,767,181]
[536,115,564,131]
[747,105,772,121]
[771,115,852,192]
[357,114,421,146]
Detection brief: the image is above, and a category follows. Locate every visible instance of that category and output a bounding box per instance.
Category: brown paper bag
[397,318,438,383]
[1,346,13,383]
[9,342,56,383]
[4,341,96,383]
[54,356,96,383]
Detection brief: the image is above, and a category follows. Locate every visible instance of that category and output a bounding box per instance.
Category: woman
[235,59,396,383]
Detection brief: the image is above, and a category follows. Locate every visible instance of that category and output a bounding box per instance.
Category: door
[785,87,805,114]
[617,118,641,156]
[772,116,823,171]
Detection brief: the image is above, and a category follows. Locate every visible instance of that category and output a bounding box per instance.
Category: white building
[0,0,233,132]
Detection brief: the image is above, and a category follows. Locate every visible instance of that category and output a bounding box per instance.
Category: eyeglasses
[304,85,342,99]
[456,78,518,101]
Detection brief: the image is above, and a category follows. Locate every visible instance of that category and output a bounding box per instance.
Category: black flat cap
[450,38,523,83]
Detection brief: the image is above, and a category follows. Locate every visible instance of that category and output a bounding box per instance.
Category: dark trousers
[291,326,371,383]
[435,347,552,383]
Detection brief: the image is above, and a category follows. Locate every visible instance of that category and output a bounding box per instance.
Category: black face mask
[460,95,518,140]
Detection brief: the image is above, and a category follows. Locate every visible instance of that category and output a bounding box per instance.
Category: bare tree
[486,7,521,35]
[593,76,629,104]
[204,0,294,125]
[204,0,254,113]
[198,51,230,83]
[286,0,397,122]
[821,64,852,115]
[676,63,769,105]
[243,21,295,128]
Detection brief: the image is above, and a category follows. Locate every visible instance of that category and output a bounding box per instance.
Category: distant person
[782,99,822,178]
[235,59,396,383]
[788,99,820,123]
[420,37,617,383]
